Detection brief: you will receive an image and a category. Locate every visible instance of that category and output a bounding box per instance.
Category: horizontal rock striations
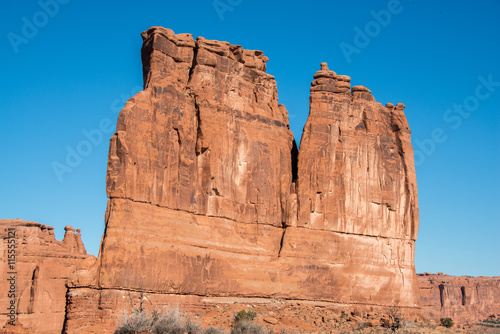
[0,219,94,334]
[64,27,421,333]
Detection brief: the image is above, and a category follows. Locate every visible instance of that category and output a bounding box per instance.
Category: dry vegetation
[114,301,499,334]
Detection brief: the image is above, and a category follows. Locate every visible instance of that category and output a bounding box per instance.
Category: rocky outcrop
[0,219,94,334]
[64,27,420,333]
[418,273,500,323]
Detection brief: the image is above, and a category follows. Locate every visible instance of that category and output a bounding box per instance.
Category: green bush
[235,309,257,322]
[440,317,454,328]
[230,309,267,334]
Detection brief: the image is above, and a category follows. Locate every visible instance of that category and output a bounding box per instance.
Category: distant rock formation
[418,273,500,322]
[0,219,94,334]
[63,27,421,333]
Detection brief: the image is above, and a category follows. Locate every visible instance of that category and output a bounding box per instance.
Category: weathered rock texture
[418,273,500,323]
[64,27,420,333]
[0,219,94,334]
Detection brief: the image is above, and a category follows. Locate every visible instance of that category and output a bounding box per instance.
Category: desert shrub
[115,306,211,334]
[235,309,257,322]
[381,307,403,333]
[205,327,226,334]
[231,309,267,334]
[184,317,203,334]
[230,320,266,334]
[115,309,153,334]
[440,317,454,328]
[150,308,185,334]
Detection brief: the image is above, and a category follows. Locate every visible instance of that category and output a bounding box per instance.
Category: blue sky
[1,0,499,277]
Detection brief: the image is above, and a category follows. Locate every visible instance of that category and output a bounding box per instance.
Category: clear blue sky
[1,0,499,277]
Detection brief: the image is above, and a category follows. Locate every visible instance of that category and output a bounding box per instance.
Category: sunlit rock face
[64,27,421,333]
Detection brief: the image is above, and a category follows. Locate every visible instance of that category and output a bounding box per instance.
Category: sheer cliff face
[297,63,418,240]
[106,27,294,226]
[66,27,421,333]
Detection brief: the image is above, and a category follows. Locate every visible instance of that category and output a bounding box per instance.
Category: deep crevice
[461,286,466,306]
[194,98,205,156]
[291,139,298,184]
[173,127,181,146]
[28,266,39,314]
[277,224,287,257]
[439,284,445,309]
[187,41,199,84]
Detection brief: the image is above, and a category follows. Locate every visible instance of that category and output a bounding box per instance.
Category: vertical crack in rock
[291,139,298,184]
[461,286,466,306]
[439,284,445,309]
[277,223,287,257]
[187,41,198,85]
[28,266,39,314]
[194,97,206,156]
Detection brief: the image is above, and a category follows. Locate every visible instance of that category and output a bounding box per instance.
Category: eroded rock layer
[418,273,500,323]
[0,219,94,334]
[64,27,421,333]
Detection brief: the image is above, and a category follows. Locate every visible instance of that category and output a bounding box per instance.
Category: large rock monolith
[63,27,421,333]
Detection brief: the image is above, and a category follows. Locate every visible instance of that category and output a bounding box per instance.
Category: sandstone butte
[0,27,498,333]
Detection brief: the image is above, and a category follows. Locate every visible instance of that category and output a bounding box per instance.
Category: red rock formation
[63,27,421,333]
[0,219,94,334]
[418,273,500,323]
